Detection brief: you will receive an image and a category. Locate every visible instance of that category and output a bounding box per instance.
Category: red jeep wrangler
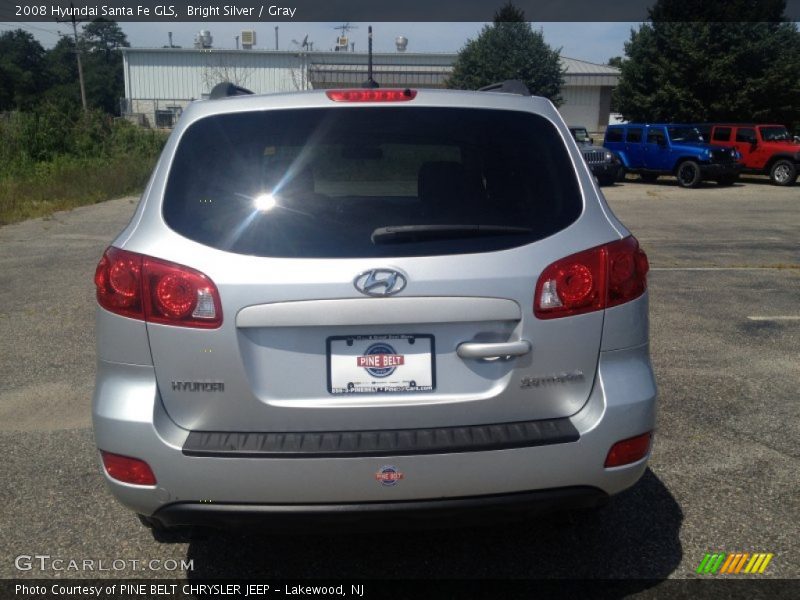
[707,124,799,186]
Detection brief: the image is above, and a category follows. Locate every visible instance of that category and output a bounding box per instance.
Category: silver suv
[93,85,656,535]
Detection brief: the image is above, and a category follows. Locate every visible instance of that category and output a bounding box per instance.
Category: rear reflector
[326,89,417,102]
[100,451,157,485]
[535,236,649,319]
[604,432,652,468]
[94,247,222,328]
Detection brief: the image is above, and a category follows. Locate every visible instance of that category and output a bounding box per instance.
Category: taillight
[326,89,417,102]
[534,236,649,319]
[100,450,157,485]
[94,247,222,328]
[604,432,652,468]
[94,247,144,320]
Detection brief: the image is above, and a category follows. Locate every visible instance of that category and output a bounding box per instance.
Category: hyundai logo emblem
[353,269,407,297]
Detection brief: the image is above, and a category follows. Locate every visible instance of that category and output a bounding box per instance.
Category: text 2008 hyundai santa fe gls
[92,85,656,535]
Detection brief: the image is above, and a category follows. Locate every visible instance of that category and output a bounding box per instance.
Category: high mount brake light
[94,247,222,328]
[534,236,649,319]
[326,89,417,102]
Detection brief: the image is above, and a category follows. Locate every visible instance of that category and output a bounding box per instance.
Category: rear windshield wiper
[371,224,533,244]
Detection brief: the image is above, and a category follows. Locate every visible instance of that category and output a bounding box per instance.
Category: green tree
[42,36,82,109]
[81,18,129,58]
[607,57,624,112]
[0,30,46,110]
[446,2,564,104]
[80,19,129,114]
[615,0,800,125]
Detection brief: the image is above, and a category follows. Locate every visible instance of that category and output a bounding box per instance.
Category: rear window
[163,107,582,258]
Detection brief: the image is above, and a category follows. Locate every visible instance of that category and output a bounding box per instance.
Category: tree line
[448,1,800,129]
[0,19,128,116]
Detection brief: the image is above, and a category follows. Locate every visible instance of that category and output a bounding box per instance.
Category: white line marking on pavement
[747,316,800,322]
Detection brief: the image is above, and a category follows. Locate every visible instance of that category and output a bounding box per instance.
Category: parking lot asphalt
[0,177,797,585]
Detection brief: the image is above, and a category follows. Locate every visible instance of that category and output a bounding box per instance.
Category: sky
[8,21,639,63]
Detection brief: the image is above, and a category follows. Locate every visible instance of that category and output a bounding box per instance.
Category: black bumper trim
[699,162,743,176]
[182,417,580,459]
[152,487,608,530]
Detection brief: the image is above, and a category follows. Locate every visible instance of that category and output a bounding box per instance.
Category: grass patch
[0,107,167,226]
[0,154,159,225]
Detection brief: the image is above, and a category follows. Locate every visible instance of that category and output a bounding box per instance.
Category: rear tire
[676,161,702,188]
[640,173,658,183]
[769,159,797,186]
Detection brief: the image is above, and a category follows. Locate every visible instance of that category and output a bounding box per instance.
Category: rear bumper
[152,487,608,531]
[93,343,656,521]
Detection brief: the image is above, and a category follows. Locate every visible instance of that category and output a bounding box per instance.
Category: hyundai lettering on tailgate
[327,334,435,394]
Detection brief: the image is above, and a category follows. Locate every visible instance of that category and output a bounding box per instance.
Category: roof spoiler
[478,80,531,96]
[209,82,254,100]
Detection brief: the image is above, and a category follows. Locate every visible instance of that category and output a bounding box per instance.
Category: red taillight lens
[534,236,648,319]
[94,247,143,319]
[604,432,653,468]
[326,89,417,102]
[141,256,222,328]
[94,247,222,328]
[607,237,649,308]
[100,450,157,485]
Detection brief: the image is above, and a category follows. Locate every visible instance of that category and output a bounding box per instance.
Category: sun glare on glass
[253,193,277,211]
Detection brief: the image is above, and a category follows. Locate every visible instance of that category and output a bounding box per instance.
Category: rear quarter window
[162,107,582,258]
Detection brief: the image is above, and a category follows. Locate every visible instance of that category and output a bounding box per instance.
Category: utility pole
[57,2,87,111]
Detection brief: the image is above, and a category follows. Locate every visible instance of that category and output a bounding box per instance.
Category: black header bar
[3,0,800,22]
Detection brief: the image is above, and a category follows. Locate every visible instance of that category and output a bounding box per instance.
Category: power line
[0,21,64,37]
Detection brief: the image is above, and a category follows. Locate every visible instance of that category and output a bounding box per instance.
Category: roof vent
[395,35,408,52]
[241,30,256,49]
[194,30,213,49]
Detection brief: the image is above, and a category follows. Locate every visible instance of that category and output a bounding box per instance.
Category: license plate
[327,334,435,394]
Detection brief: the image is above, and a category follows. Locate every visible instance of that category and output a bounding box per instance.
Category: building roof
[121,47,621,77]
[560,57,620,76]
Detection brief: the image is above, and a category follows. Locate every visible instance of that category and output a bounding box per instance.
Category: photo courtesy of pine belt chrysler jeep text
[92,83,657,535]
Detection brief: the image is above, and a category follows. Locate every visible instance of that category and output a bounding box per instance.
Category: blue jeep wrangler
[604,124,742,188]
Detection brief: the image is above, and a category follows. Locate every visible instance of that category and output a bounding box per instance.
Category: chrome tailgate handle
[456,340,531,361]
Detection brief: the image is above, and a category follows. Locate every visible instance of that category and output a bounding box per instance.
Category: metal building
[120,48,619,131]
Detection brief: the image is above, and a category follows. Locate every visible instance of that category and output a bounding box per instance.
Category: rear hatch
[143,101,610,432]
